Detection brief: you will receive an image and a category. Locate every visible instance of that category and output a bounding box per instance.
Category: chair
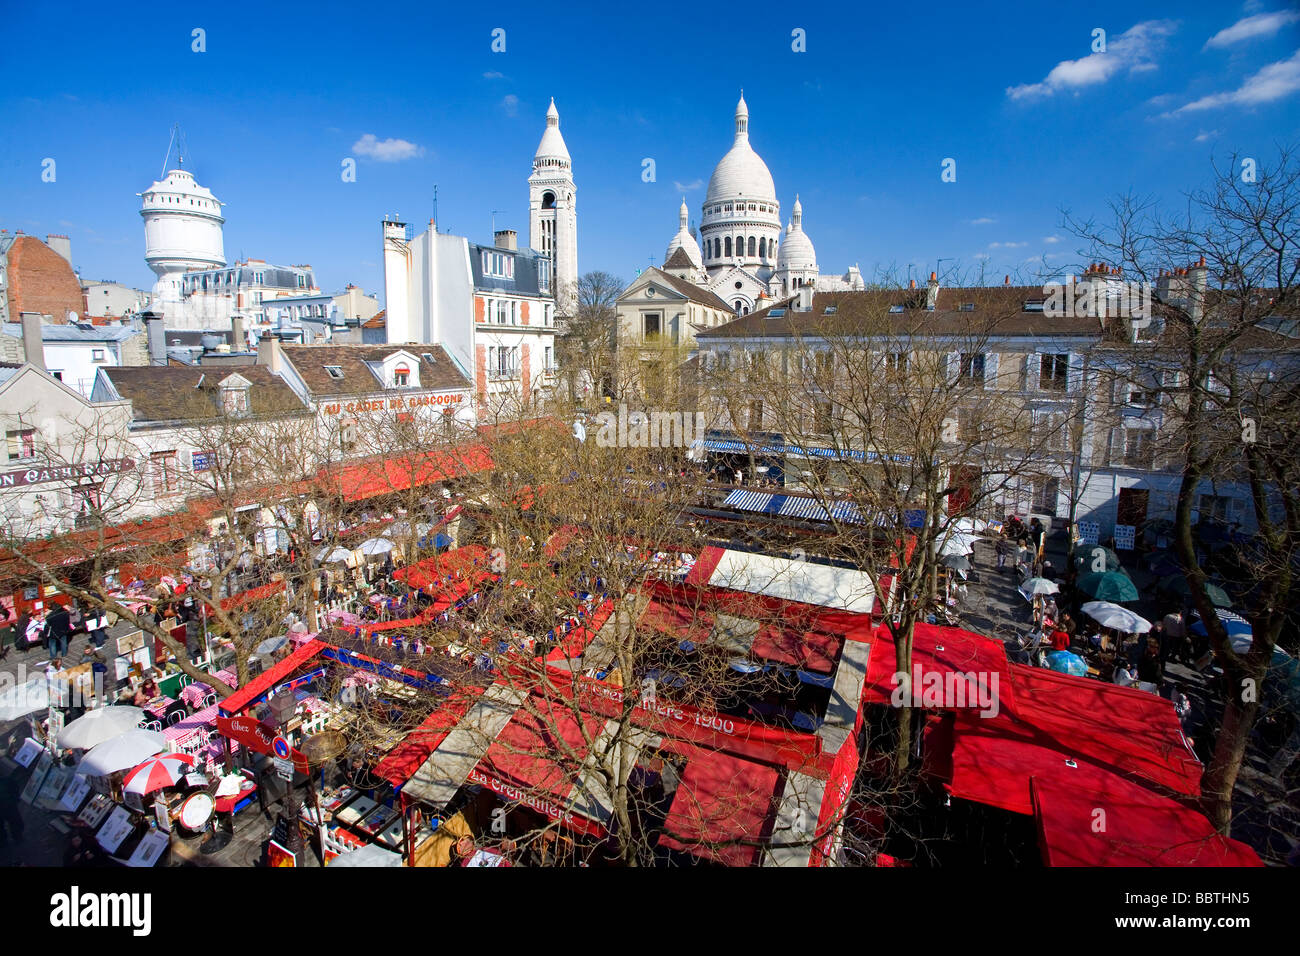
[142,719,164,733]
[165,709,184,727]
[203,692,218,708]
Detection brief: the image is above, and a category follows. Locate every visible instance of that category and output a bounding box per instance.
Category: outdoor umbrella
[941,553,972,571]
[940,534,977,557]
[1075,570,1140,603]
[1073,546,1122,574]
[952,517,989,535]
[1045,650,1088,676]
[0,678,50,722]
[122,752,197,796]
[77,729,166,777]
[315,546,353,565]
[386,520,432,538]
[1081,601,1152,634]
[358,537,396,557]
[255,635,289,657]
[57,705,146,750]
[1160,574,1232,608]
[1190,610,1252,639]
[1022,577,1060,596]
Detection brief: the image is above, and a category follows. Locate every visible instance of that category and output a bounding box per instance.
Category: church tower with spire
[528,98,578,312]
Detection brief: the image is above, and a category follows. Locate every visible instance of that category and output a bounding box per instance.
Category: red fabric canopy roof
[861,622,1015,715]
[479,696,606,801]
[639,599,714,645]
[218,638,327,716]
[375,686,486,786]
[750,623,843,675]
[659,748,782,867]
[1031,774,1262,867]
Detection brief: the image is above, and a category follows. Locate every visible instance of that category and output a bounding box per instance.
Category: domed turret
[140,162,226,314]
[776,195,817,272]
[533,97,571,169]
[699,94,782,280]
[705,94,777,205]
[665,197,702,269]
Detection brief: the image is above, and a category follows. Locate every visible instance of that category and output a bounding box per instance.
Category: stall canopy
[943,665,1202,816]
[1031,774,1262,867]
[658,747,783,867]
[394,544,489,592]
[701,549,875,614]
[332,443,494,503]
[861,623,1015,715]
[374,686,488,787]
[218,638,327,716]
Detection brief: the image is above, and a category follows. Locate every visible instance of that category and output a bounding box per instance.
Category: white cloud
[1172,49,1300,113]
[1205,10,1300,49]
[483,71,506,79]
[501,94,519,117]
[1042,235,1062,244]
[1194,129,1221,142]
[673,179,704,192]
[989,241,1027,249]
[967,217,996,225]
[352,134,423,162]
[1007,20,1178,100]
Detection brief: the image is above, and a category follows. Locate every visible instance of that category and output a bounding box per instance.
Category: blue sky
[3,1,1299,303]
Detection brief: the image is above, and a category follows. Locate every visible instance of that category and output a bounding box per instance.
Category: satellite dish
[67,311,78,323]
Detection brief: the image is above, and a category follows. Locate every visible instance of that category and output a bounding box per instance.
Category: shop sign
[217,715,310,773]
[0,458,134,488]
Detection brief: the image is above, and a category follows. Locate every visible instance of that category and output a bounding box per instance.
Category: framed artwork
[59,775,92,812]
[77,793,114,828]
[126,829,170,867]
[267,839,297,867]
[96,806,136,853]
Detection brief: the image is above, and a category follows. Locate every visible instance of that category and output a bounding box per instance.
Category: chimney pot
[909,279,916,289]
[1004,275,1010,286]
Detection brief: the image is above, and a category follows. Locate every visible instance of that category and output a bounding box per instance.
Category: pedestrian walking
[995,534,1011,571]
[42,602,72,666]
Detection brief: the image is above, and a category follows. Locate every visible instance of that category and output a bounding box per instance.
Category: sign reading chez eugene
[216,714,310,773]
[322,392,465,416]
[0,457,134,488]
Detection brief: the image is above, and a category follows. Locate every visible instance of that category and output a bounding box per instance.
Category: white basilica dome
[777,195,817,271]
[665,198,702,267]
[705,95,777,205]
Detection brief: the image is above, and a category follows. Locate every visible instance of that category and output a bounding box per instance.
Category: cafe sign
[216,714,310,773]
[0,458,134,488]
[322,392,465,416]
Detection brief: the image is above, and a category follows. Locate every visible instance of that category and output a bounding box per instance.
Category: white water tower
[139,129,226,314]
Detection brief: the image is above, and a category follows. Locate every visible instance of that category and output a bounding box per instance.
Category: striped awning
[720,489,867,526]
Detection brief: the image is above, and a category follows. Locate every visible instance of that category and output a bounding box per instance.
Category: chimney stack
[142,310,167,366]
[19,312,44,371]
[926,271,940,310]
[232,314,247,351]
[494,229,518,251]
[1004,275,1010,286]
[257,332,283,374]
[45,234,72,267]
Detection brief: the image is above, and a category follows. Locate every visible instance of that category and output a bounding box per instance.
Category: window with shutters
[6,429,35,461]
[1032,478,1060,515]
[151,450,180,494]
[959,353,985,385]
[1039,353,1068,391]
[1123,429,1155,469]
[814,399,833,433]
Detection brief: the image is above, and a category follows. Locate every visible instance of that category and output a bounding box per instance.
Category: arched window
[542,191,556,210]
[759,237,766,258]
[724,237,732,258]
[734,299,743,312]
[748,236,756,257]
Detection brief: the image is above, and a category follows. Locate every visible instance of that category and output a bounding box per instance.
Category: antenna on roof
[432,186,438,234]
[160,123,191,179]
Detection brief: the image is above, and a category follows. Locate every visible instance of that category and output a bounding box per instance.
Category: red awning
[861,622,1015,715]
[639,599,714,645]
[217,580,286,612]
[375,686,485,786]
[479,696,606,802]
[218,638,327,716]
[750,623,843,675]
[1005,664,1201,796]
[333,443,493,503]
[394,545,489,593]
[1031,773,1262,867]
[658,749,782,867]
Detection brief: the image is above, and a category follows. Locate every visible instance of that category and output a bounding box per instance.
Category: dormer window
[222,385,250,416]
[325,365,344,379]
[394,363,410,387]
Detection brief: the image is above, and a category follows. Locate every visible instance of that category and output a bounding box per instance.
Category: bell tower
[528,98,578,312]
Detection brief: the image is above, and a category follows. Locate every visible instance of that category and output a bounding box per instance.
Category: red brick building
[0,231,83,324]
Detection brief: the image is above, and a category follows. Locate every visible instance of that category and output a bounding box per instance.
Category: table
[163,704,220,751]
[179,682,213,709]
[336,795,377,827]
[142,696,178,721]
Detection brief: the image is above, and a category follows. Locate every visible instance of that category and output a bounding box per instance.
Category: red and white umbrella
[122,752,197,796]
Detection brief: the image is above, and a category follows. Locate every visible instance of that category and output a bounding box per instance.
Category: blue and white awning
[693,438,913,465]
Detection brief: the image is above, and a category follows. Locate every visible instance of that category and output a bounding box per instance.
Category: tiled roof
[631,267,732,311]
[103,365,308,423]
[697,288,1104,339]
[663,248,696,271]
[362,310,386,329]
[279,343,470,396]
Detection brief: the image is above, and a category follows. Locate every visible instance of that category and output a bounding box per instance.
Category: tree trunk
[1200,668,1260,833]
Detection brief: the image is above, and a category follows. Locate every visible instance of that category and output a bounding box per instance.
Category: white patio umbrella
[939,533,978,556]
[1081,601,1152,634]
[255,635,289,657]
[1021,578,1060,597]
[315,546,354,565]
[0,679,50,722]
[952,516,989,535]
[57,705,146,750]
[385,520,431,538]
[358,537,396,557]
[77,729,166,777]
